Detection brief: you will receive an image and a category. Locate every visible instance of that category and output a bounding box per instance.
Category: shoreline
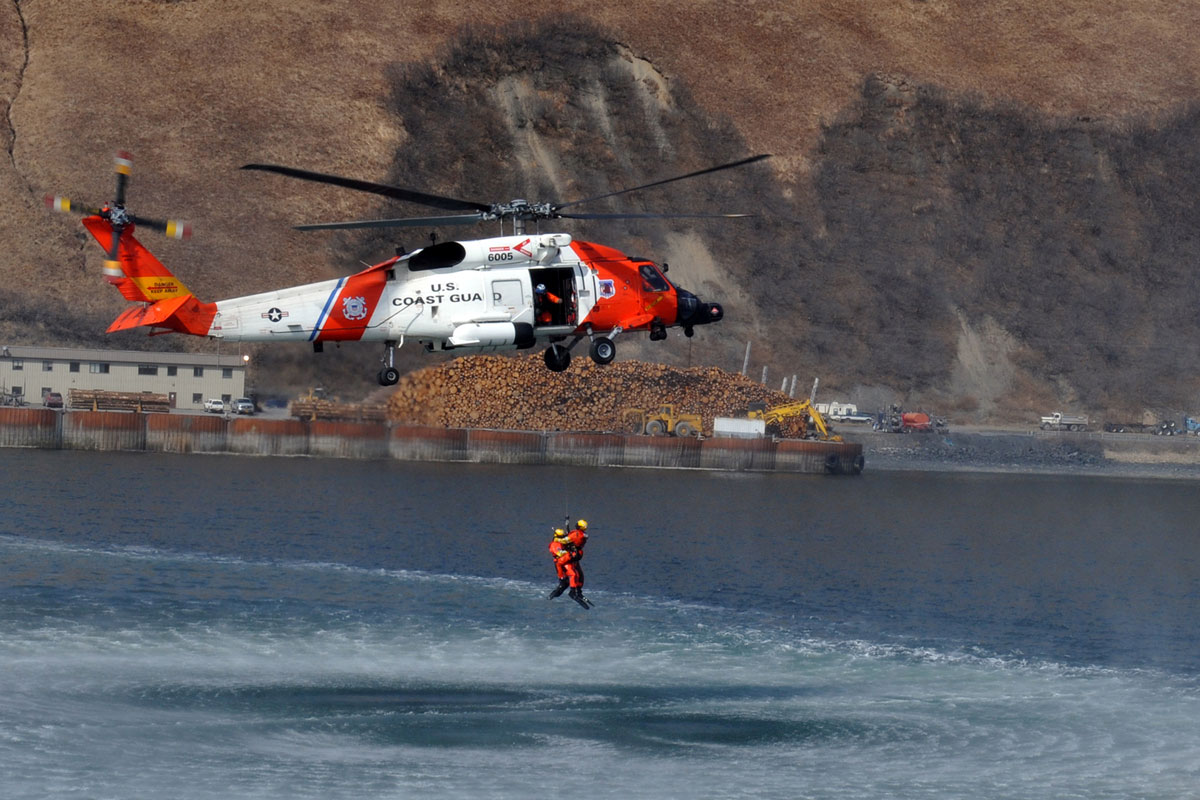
[844,426,1200,481]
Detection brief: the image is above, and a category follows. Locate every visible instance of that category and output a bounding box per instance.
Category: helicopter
[47,151,768,385]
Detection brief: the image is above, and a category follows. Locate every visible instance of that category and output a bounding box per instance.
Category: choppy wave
[3,534,1200,799]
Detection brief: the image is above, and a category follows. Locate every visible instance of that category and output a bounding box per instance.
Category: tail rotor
[45,150,193,279]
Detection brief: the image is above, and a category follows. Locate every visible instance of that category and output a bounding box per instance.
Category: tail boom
[106,294,216,336]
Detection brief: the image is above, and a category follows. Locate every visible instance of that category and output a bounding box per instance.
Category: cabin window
[639,263,670,292]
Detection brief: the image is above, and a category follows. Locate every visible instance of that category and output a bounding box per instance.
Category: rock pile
[385,354,800,433]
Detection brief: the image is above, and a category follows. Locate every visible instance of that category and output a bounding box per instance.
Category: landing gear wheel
[589,337,616,365]
[378,367,400,386]
[544,344,571,372]
[684,326,695,338]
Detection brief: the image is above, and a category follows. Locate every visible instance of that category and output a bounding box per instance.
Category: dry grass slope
[4,2,1200,419]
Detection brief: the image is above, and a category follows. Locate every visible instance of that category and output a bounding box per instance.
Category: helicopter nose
[676,288,723,326]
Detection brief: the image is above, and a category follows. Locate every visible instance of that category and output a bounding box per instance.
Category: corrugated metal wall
[0,408,864,474]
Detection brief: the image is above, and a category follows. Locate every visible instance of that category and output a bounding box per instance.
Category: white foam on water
[3,535,1200,799]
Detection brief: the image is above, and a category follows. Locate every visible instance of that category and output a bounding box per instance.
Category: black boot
[548,578,568,599]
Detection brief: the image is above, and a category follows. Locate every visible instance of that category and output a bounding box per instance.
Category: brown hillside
[4,2,1200,419]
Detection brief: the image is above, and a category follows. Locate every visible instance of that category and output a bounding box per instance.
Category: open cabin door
[529,267,577,327]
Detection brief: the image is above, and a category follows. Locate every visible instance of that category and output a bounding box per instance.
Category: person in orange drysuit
[535,283,562,325]
[565,519,590,608]
[547,528,573,599]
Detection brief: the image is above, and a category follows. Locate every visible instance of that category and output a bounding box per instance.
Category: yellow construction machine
[623,405,703,437]
[748,400,841,441]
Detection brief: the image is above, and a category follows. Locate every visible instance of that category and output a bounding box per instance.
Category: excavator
[747,400,841,441]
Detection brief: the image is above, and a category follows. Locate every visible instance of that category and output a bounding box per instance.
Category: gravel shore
[843,427,1200,480]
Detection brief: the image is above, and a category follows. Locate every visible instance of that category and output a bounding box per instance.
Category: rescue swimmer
[547,520,591,609]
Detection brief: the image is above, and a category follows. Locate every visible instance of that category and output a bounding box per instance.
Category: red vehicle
[874,406,948,433]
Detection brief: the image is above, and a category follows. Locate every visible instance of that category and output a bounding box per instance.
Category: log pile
[291,399,389,422]
[385,354,806,434]
[68,389,170,413]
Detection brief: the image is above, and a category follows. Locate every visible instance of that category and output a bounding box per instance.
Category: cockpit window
[639,263,671,292]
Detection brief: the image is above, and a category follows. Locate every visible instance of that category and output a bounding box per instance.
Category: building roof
[0,344,246,368]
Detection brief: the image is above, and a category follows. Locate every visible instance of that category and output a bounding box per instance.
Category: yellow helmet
[576,519,588,531]
[553,528,567,539]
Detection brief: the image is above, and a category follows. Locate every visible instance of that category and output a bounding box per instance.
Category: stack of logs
[385,354,803,434]
[69,389,170,413]
[291,398,389,422]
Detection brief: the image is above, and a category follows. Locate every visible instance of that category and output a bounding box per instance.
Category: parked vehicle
[623,405,703,437]
[233,397,255,415]
[874,405,948,433]
[1104,419,1179,435]
[42,391,63,409]
[748,400,840,441]
[1104,421,1154,433]
[1040,412,1088,431]
[1155,420,1180,435]
[1185,416,1200,436]
[204,398,225,413]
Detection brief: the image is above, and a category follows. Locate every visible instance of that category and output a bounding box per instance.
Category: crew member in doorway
[547,528,572,599]
[535,283,561,325]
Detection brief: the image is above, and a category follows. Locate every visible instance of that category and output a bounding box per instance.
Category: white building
[0,344,247,410]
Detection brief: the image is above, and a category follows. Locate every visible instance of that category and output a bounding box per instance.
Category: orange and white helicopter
[48,152,767,385]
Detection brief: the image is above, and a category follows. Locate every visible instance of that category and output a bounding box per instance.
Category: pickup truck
[203,398,226,414]
[1040,412,1088,431]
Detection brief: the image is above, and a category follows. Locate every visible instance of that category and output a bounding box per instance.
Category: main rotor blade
[554,154,771,212]
[241,164,491,214]
[559,211,756,220]
[294,213,489,231]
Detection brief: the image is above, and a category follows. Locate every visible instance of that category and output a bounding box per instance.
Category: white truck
[816,402,872,423]
[1040,412,1089,431]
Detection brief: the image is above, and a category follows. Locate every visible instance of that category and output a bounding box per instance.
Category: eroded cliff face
[4,4,1200,417]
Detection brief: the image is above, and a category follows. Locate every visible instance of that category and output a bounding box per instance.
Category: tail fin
[82,216,216,336]
[82,216,192,302]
